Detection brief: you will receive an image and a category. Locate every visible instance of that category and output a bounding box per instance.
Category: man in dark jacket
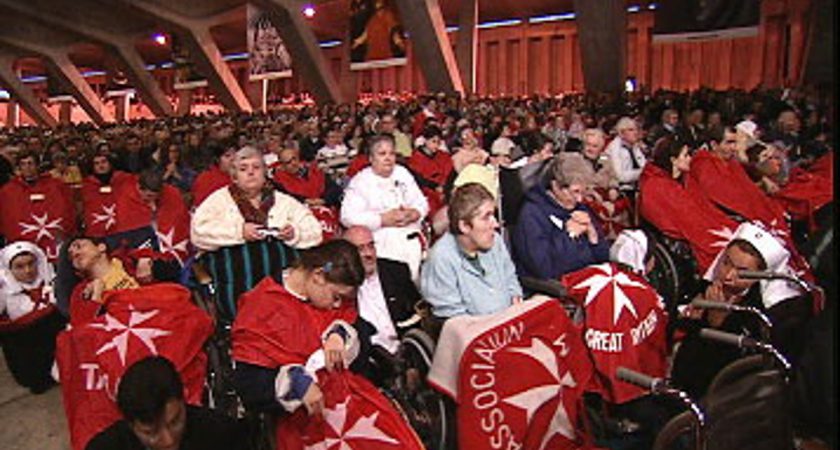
[86,356,250,450]
[512,155,610,280]
[344,225,422,355]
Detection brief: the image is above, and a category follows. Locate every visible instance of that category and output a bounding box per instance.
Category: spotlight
[302,5,315,18]
[153,33,168,46]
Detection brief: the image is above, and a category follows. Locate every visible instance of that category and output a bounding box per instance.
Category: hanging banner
[653,0,760,42]
[171,34,207,90]
[349,0,407,70]
[248,4,293,81]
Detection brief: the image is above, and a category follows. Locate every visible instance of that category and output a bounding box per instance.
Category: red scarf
[228,184,275,225]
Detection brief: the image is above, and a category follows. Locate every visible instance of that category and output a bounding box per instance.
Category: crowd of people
[0,86,835,450]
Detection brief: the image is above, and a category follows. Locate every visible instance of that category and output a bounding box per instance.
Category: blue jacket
[512,185,610,280]
[420,232,523,318]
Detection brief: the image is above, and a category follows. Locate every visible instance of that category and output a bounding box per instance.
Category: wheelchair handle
[691,299,773,341]
[616,367,665,392]
[738,269,824,299]
[616,367,706,447]
[698,328,792,376]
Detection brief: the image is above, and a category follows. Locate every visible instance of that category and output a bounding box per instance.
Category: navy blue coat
[512,185,610,280]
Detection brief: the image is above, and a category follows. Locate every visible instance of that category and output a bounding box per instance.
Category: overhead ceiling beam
[116,0,252,113]
[0,51,58,127]
[0,0,174,118]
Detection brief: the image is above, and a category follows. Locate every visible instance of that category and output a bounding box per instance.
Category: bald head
[344,226,377,276]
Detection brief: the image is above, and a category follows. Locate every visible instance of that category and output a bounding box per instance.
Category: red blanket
[639,165,739,273]
[231,277,423,450]
[0,175,76,261]
[428,297,594,450]
[773,152,834,230]
[56,283,213,450]
[687,151,787,231]
[562,263,668,404]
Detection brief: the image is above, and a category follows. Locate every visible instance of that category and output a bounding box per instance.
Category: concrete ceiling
[0,0,649,76]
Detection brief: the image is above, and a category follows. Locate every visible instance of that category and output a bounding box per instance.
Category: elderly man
[421,183,522,318]
[604,117,647,193]
[344,226,421,355]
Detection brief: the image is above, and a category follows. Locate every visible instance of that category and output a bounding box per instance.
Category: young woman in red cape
[231,239,423,450]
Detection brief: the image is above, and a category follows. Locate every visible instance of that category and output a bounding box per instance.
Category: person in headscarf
[670,221,813,398]
[0,241,67,393]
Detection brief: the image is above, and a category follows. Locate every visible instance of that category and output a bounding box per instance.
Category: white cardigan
[191,187,322,252]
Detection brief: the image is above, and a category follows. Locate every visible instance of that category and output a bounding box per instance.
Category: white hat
[610,230,649,274]
[735,120,758,140]
[704,221,801,308]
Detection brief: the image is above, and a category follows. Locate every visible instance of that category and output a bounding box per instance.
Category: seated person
[512,155,610,280]
[670,221,812,399]
[191,146,322,320]
[271,146,341,208]
[231,240,423,449]
[604,117,647,193]
[420,183,522,319]
[192,145,322,253]
[80,149,132,238]
[341,134,428,282]
[86,356,250,450]
[60,235,139,325]
[0,241,66,394]
[406,125,454,219]
[191,139,235,208]
[344,225,421,355]
[638,136,739,273]
[109,168,190,278]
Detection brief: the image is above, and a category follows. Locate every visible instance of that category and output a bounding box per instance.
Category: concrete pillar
[44,53,113,125]
[180,28,252,112]
[176,88,193,116]
[456,0,478,93]
[58,99,72,124]
[394,0,464,95]
[573,0,627,93]
[0,53,56,127]
[253,0,344,104]
[5,100,19,128]
[110,92,131,123]
[113,43,174,117]
[246,79,267,112]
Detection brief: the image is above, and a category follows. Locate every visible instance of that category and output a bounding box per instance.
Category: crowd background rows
[0,85,835,450]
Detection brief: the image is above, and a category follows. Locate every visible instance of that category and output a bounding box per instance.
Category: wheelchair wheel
[653,411,698,450]
[386,328,452,450]
[648,240,681,308]
[203,327,241,418]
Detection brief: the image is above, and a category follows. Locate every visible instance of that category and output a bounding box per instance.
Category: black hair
[138,168,165,193]
[117,356,184,424]
[293,240,365,288]
[651,136,689,174]
[707,124,737,145]
[421,125,442,140]
[564,137,583,153]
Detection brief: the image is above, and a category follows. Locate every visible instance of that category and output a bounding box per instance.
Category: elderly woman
[191,146,322,320]
[192,146,322,252]
[512,154,610,280]
[340,134,428,282]
[0,241,66,393]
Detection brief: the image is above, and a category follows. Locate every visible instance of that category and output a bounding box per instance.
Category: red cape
[0,175,76,260]
[773,152,834,230]
[272,163,327,200]
[80,171,132,238]
[231,277,423,450]
[687,151,788,231]
[191,165,231,207]
[639,164,739,273]
[56,284,212,450]
[111,175,191,264]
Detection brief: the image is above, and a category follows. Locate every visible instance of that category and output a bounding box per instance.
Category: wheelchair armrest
[520,276,567,298]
